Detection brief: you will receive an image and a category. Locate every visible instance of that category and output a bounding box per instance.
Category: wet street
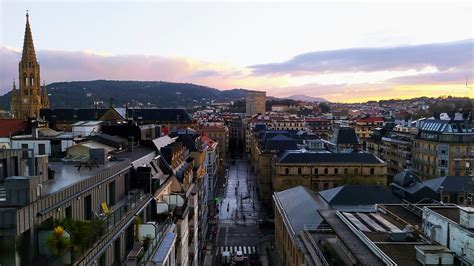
[212,158,273,265]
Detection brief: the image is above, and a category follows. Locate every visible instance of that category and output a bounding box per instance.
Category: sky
[0,0,473,102]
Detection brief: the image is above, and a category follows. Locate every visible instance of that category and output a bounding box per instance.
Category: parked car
[233,250,245,262]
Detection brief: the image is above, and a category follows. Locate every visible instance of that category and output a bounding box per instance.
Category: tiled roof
[0,119,28,137]
[355,117,384,123]
[424,176,474,193]
[319,185,401,206]
[200,126,228,132]
[276,150,383,164]
[332,127,359,145]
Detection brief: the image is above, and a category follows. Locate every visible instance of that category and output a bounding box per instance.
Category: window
[370,168,375,175]
[355,168,359,175]
[84,195,92,220]
[38,144,46,155]
[324,168,328,175]
[285,168,289,175]
[334,168,338,175]
[108,181,116,206]
[314,168,318,175]
[21,144,28,158]
[344,168,348,175]
[297,168,301,175]
[66,206,72,219]
[323,183,329,190]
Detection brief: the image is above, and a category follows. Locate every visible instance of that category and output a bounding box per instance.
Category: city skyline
[1,1,473,102]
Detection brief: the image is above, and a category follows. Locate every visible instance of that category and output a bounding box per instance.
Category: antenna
[466,77,474,97]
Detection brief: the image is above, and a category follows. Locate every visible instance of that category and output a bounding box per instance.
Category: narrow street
[211,158,273,265]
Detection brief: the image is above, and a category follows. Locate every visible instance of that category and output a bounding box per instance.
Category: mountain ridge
[0,80,255,109]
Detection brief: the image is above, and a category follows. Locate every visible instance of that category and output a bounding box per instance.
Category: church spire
[11,79,17,97]
[21,11,37,63]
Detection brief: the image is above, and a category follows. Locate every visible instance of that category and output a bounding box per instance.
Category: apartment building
[199,125,229,165]
[245,91,266,117]
[379,125,419,179]
[412,119,474,179]
[354,117,384,147]
[272,150,387,192]
[305,117,332,139]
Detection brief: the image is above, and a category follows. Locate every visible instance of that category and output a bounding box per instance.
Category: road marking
[224,226,229,246]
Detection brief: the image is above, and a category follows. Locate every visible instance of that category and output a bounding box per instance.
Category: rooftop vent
[415,245,454,265]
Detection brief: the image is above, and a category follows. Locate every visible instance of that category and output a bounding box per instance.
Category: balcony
[74,190,152,265]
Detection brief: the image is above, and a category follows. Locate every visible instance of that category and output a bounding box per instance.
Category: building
[354,117,384,147]
[40,107,194,131]
[245,91,266,117]
[10,13,49,120]
[330,127,360,152]
[412,119,474,179]
[272,150,387,193]
[199,125,229,164]
[306,117,332,139]
[226,116,245,156]
[273,185,474,266]
[273,185,400,266]
[379,125,418,179]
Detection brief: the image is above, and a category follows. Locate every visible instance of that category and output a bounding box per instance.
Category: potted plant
[46,226,70,258]
[142,235,153,251]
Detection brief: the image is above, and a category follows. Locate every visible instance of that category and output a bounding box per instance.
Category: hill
[286,94,328,103]
[0,80,252,109]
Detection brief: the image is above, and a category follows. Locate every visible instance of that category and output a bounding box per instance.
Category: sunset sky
[1,1,473,102]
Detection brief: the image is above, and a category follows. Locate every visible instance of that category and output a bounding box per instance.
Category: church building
[10,13,49,120]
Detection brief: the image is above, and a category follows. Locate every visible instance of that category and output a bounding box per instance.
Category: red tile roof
[0,119,28,137]
[355,117,384,123]
[200,126,228,132]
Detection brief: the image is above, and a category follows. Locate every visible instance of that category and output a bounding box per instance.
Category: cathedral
[10,13,49,120]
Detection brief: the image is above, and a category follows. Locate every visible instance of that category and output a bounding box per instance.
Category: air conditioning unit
[415,245,454,265]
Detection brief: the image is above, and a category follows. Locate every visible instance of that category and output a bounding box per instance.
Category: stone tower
[11,12,49,119]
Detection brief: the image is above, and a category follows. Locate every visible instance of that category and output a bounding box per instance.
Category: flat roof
[43,160,129,196]
[319,210,384,265]
[428,206,460,224]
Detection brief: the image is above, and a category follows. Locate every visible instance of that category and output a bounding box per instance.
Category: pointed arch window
[30,76,34,87]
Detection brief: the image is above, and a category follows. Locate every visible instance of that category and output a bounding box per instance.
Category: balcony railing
[137,217,174,265]
[74,190,152,265]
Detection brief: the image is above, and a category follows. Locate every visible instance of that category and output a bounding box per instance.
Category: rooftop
[43,159,130,196]
[276,150,383,164]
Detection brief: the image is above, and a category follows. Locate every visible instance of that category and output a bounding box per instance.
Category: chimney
[32,127,38,138]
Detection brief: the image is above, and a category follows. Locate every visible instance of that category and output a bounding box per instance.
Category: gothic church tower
[11,12,49,119]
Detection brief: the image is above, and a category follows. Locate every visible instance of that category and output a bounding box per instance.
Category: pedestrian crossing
[216,245,257,255]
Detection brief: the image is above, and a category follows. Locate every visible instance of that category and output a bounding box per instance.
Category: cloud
[1,39,473,102]
[0,46,253,95]
[250,39,474,76]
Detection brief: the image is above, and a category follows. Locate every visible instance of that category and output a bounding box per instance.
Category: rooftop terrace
[43,159,130,196]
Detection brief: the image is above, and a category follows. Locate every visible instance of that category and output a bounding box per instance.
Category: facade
[11,13,49,120]
[245,91,266,117]
[354,117,384,147]
[227,116,245,156]
[379,125,418,179]
[412,119,474,179]
[306,118,332,139]
[272,150,387,193]
[199,125,228,164]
